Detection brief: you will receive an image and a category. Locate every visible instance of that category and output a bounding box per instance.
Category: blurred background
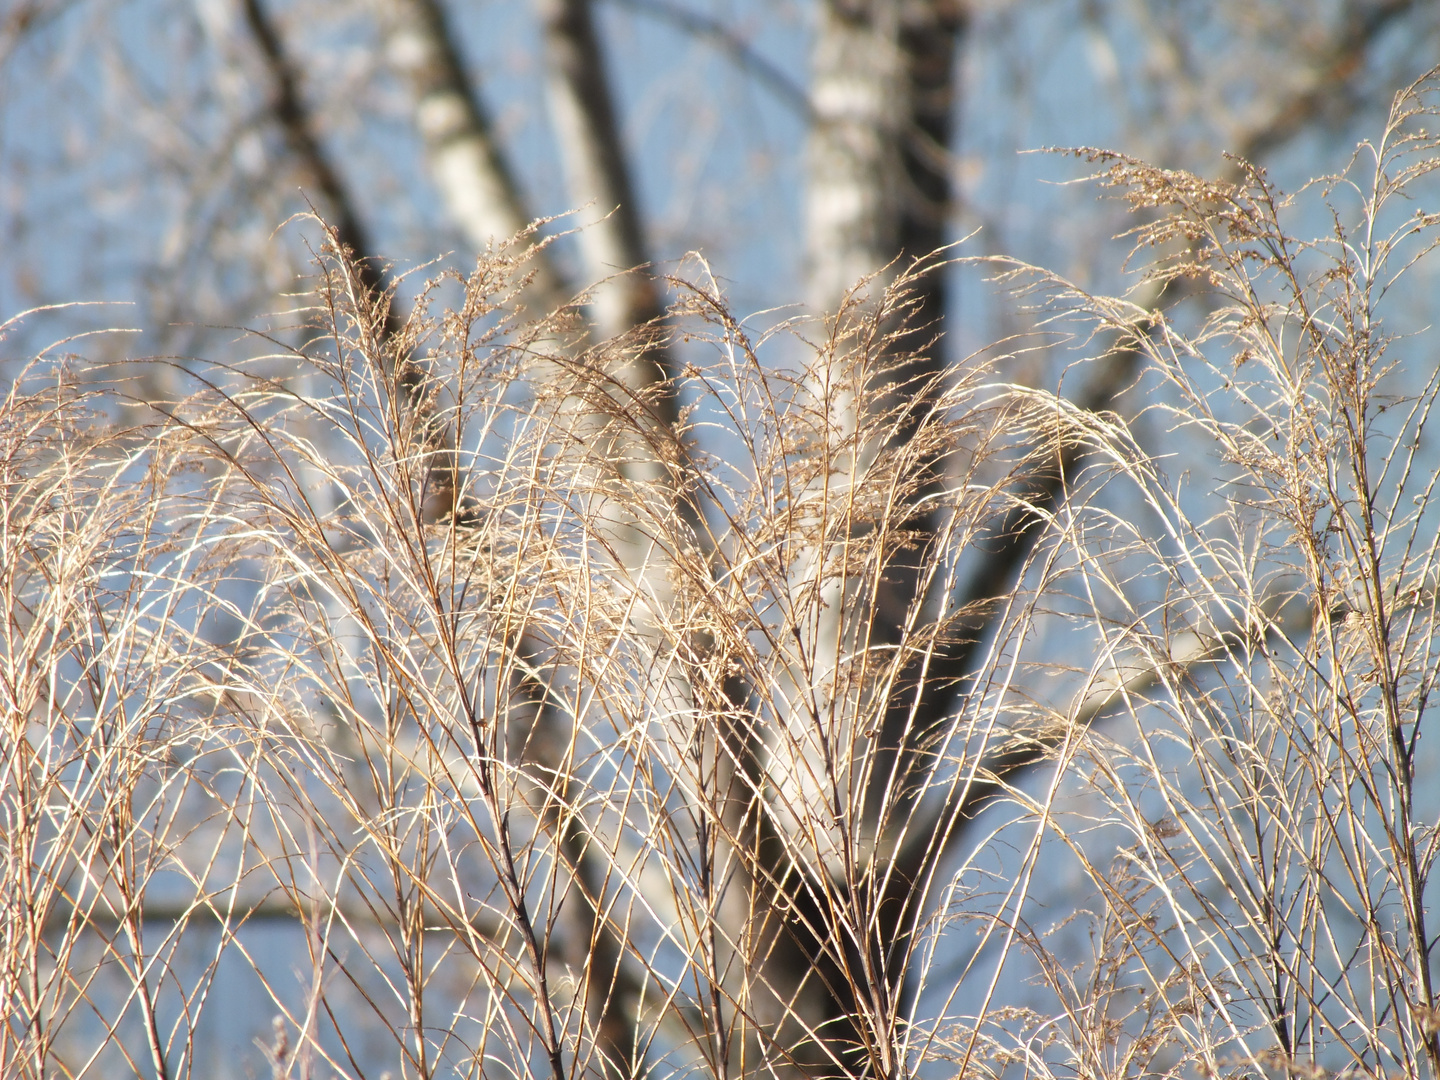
[4,0,1435,365]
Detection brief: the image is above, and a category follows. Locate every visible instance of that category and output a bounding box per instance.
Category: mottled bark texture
[385,0,565,307]
[764,5,969,1076]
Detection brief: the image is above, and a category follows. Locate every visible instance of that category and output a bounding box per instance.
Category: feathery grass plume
[971,68,1440,1080]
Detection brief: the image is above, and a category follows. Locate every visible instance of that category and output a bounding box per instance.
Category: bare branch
[602,0,815,119]
[238,0,387,312]
[1236,0,1426,163]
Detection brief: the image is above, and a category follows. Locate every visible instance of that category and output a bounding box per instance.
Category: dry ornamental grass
[4,71,1440,1080]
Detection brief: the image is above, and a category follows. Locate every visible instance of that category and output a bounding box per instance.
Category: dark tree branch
[538,0,680,428]
[902,0,1433,786]
[860,0,1431,1025]
[239,0,387,317]
[601,0,815,119]
[241,0,477,522]
[1237,0,1424,163]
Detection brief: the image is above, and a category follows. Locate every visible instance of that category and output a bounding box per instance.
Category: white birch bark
[383,4,690,1073]
[783,0,907,869]
[746,5,914,1074]
[538,0,665,348]
[533,10,767,1079]
[383,0,567,309]
[805,2,907,319]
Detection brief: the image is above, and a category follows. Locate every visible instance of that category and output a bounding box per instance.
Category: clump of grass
[5,71,1440,1080]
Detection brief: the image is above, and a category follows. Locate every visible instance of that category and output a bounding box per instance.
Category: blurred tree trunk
[539,0,668,349]
[388,2,696,1073]
[793,0,966,742]
[385,0,567,309]
[757,3,969,1075]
